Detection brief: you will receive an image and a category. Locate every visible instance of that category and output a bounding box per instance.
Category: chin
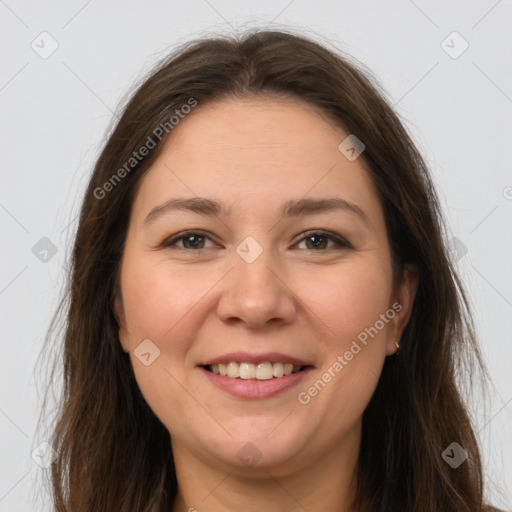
[206,423,310,471]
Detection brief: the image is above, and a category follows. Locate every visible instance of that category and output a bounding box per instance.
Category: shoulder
[484,505,508,512]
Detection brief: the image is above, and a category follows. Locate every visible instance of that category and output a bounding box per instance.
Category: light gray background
[1,1,511,510]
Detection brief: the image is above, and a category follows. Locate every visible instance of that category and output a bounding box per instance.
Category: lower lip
[198,366,314,400]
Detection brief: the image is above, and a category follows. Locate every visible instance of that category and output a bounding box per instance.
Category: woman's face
[115,96,417,476]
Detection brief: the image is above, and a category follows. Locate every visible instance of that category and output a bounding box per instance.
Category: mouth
[196,352,314,399]
[201,361,309,380]
[198,363,314,400]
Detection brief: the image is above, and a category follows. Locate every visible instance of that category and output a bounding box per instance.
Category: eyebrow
[144,197,369,226]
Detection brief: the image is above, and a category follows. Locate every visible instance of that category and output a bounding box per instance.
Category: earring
[395,339,400,350]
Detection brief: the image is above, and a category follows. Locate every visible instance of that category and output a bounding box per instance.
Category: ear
[114,295,130,353]
[385,263,419,356]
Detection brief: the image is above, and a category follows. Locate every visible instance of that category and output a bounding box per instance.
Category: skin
[114,96,418,512]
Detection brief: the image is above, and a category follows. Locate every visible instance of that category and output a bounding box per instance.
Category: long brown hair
[38,28,494,511]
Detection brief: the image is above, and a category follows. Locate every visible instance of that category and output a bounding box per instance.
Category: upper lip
[197,351,314,367]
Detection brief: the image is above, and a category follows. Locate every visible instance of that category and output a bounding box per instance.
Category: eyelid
[161,229,352,251]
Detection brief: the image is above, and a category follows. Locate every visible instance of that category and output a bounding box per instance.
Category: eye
[162,231,216,250]
[161,230,351,251]
[295,230,351,251]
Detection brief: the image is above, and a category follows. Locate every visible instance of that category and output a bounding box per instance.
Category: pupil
[308,235,325,249]
[186,235,203,248]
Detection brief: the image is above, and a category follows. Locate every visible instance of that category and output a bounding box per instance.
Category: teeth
[256,362,274,380]
[227,362,239,378]
[273,362,284,378]
[209,361,304,380]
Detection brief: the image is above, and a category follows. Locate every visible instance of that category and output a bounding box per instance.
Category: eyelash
[162,230,352,251]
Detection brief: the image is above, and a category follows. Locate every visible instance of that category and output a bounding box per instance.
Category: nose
[216,248,297,329]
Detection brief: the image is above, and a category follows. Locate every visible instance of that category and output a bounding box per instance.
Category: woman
[39,29,502,511]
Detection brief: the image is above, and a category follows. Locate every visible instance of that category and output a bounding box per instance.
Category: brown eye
[163,232,215,250]
[296,231,351,251]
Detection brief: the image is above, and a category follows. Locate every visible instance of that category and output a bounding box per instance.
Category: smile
[205,361,304,380]
[197,351,314,398]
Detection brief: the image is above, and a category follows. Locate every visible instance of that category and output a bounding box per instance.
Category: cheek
[120,258,212,347]
[294,260,391,416]
[119,259,206,431]
[296,258,392,345]
[119,257,221,416]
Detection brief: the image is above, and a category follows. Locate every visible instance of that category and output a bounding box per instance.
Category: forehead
[132,96,383,224]
[166,95,348,169]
